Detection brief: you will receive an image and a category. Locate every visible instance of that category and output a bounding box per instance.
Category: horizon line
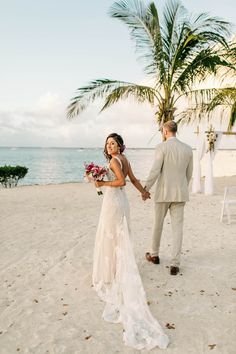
[0,146,236,151]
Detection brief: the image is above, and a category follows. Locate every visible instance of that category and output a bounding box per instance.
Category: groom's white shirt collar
[166,136,177,140]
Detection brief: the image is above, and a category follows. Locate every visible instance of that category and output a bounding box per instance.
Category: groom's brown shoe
[170,266,180,275]
[145,252,160,264]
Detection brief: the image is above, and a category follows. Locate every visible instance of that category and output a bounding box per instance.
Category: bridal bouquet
[84,162,108,195]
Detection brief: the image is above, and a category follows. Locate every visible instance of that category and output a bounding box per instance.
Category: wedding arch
[192,126,236,195]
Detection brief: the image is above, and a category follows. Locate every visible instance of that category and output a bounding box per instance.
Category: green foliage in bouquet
[0,165,28,188]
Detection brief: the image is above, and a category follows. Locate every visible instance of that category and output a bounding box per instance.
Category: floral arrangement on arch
[206,125,218,153]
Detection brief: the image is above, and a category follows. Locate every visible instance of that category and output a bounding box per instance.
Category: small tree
[0,165,28,188]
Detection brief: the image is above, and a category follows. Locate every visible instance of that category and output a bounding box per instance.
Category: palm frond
[167,6,232,91]
[176,106,207,125]
[207,87,236,130]
[173,49,231,92]
[101,84,159,111]
[161,0,187,64]
[146,2,166,79]
[174,87,217,107]
[67,79,133,118]
[177,87,236,130]
[175,87,216,125]
[109,0,165,77]
[207,88,236,110]
[190,13,232,46]
[169,29,203,87]
[218,41,236,82]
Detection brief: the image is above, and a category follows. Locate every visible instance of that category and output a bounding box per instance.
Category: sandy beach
[0,177,236,354]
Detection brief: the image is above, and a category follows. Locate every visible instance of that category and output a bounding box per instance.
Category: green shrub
[0,165,28,188]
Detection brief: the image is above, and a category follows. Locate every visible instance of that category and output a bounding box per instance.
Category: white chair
[220,186,236,224]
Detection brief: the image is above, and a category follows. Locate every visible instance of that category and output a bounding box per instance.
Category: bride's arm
[127,162,150,197]
[95,158,125,188]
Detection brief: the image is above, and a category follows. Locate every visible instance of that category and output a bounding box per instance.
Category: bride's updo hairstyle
[104,133,126,161]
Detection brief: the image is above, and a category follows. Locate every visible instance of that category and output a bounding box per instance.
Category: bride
[93,133,169,350]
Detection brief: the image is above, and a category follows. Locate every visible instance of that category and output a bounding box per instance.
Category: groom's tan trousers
[151,201,185,267]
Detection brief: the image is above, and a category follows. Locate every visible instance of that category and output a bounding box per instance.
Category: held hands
[142,191,151,201]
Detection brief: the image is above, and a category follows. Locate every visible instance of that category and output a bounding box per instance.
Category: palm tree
[67,0,233,128]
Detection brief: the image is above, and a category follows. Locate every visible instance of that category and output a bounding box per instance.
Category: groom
[142,120,193,275]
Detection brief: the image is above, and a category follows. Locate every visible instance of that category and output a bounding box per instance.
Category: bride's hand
[142,191,151,201]
[95,180,103,188]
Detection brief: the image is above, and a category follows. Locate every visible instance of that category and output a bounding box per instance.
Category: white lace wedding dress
[92,156,169,350]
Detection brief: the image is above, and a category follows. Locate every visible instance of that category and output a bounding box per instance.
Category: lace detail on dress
[92,157,169,350]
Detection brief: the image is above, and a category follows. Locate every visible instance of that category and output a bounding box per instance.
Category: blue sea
[0,147,235,186]
[0,147,157,185]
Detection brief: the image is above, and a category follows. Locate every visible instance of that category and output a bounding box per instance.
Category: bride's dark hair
[104,133,125,161]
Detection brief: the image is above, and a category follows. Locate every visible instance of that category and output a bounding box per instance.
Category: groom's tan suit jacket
[145,137,193,201]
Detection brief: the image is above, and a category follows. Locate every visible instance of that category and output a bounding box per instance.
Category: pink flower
[84,162,108,181]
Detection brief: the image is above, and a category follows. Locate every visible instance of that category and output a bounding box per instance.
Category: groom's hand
[142,191,151,201]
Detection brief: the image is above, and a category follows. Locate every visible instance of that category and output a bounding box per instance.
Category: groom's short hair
[163,120,177,133]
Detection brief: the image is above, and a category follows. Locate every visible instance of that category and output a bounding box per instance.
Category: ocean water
[0,147,235,186]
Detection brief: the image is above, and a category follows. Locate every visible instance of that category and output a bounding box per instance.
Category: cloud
[0,92,161,147]
[0,92,235,148]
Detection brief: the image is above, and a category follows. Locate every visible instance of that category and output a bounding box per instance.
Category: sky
[0,0,236,148]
